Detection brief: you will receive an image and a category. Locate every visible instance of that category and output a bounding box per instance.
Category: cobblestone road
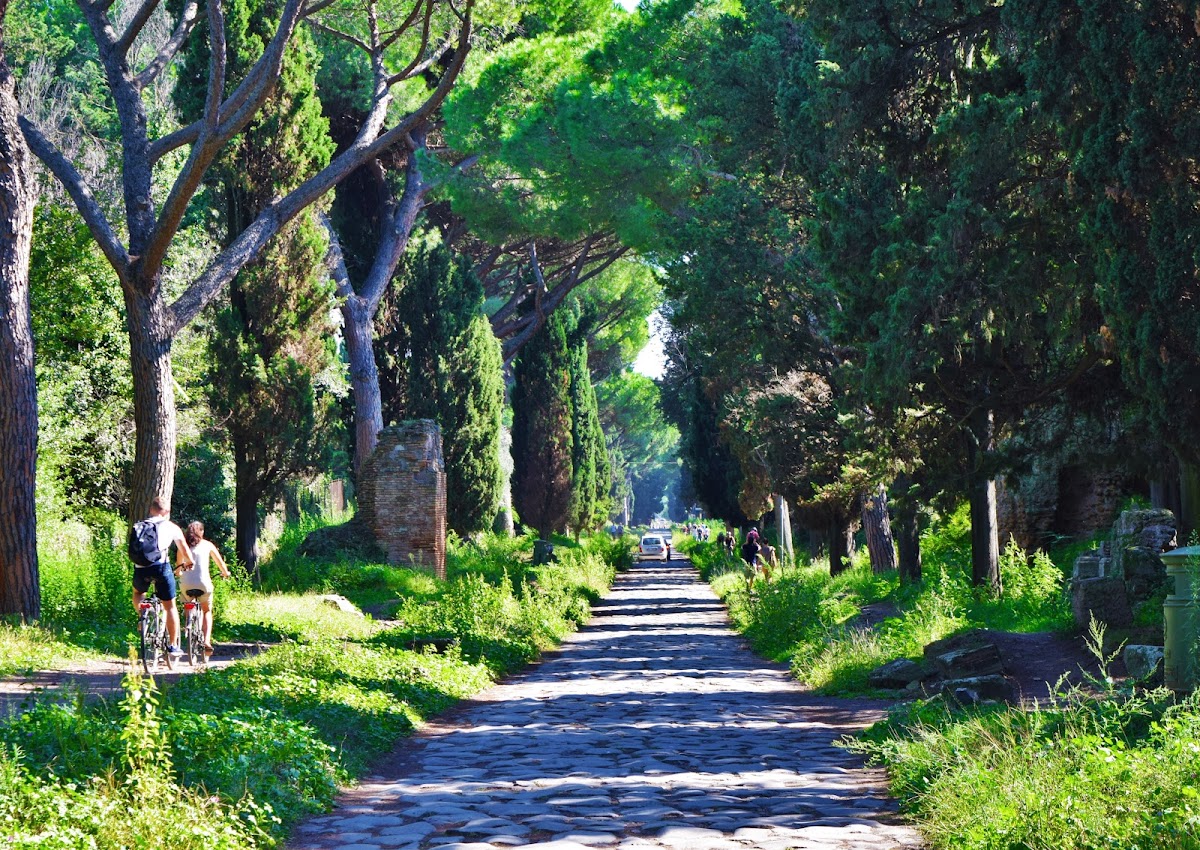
[290,559,924,850]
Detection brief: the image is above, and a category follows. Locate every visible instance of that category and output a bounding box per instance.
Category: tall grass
[699,503,1072,695]
[849,668,1200,849]
[3,522,626,848]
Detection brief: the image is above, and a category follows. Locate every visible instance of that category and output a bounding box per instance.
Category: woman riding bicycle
[177,521,231,657]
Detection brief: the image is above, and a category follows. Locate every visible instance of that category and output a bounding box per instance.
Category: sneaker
[167,644,183,655]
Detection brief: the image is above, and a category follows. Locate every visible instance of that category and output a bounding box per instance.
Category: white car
[638,534,669,561]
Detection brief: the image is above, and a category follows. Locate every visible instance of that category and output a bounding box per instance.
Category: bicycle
[181,588,207,667]
[137,595,175,675]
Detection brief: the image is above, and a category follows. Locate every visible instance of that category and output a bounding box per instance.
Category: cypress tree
[181,0,338,574]
[511,312,574,538]
[440,314,505,535]
[568,337,611,534]
[377,241,504,535]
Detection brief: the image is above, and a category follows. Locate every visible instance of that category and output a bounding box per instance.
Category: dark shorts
[132,563,176,601]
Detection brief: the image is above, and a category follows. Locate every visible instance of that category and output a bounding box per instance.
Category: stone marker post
[357,420,447,579]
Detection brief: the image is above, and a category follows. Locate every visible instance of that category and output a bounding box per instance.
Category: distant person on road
[759,540,778,580]
[129,497,193,656]
[741,533,764,590]
[179,521,232,657]
[741,534,761,569]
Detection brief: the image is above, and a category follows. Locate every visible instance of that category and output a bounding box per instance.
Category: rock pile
[1070,508,1176,629]
[868,629,1016,705]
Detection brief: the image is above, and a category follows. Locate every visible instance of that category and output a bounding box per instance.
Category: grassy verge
[847,626,1200,849]
[690,503,1072,696]
[1,524,630,848]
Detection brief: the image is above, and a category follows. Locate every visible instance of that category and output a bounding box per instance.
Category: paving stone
[285,561,922,850]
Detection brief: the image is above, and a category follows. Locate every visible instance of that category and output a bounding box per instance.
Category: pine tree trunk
[828,510,851,576]
[893,475,922,584]
[343,294,383,477]
[861,484,897,573]
[125,282,177,520]
[234,453,263,582]
[774,495,793,564]
[0,36,38,620]
[1178,457,1200,543]
[967,406,1001,592]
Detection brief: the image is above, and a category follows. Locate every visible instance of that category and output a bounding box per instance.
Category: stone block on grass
[1124,645,1165,683]
[1071,576,1133,629]
[940,674,1015,705]
[931,643,1004,680]
[867,658,926,689]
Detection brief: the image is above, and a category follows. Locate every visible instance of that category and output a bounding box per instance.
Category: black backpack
[128,519,162,567]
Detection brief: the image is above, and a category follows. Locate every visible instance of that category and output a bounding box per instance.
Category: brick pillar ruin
[357,420,447,579]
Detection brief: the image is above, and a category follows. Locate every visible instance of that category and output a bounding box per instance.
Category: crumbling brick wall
[357,421,446,579]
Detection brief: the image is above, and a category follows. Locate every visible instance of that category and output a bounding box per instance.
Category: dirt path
[0,641,265,716]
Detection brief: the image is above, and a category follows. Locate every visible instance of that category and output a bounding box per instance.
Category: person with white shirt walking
[178,521,231,657]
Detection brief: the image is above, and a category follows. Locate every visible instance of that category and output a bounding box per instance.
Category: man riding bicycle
[130,497,194,656]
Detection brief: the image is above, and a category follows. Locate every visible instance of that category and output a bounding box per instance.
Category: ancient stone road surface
[291,559,924,850]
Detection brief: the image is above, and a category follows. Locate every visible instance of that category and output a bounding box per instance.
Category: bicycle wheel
[160,606,175,671]
[142,607,163,674]
[138,611,153,675]
[185,609,204,667]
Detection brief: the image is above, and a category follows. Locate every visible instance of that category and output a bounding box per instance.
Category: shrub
[848,688,1200,849]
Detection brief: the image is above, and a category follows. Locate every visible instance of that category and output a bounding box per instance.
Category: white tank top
[179,540,216,592]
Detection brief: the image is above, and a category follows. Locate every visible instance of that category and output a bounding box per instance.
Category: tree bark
[1178,456,1200,543]
[125,281,178,519]
[828,509,851,576]
[861,483,897,573]
[0,27,39,620]
[234,452,262,582]
[774,494,793,564]
[967,406,1001,592]
[342,292,383,476]
[893,475,922,584]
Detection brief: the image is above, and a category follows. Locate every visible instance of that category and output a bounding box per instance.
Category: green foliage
[849,686,1200,849]
[3,522,620,845]
[36,521,132,654]
[0,668,274,850]
[511,311,575,537]
[568,338,612,534]
[172,441,236,552]
[378,240,505,535]
[30,206,132,518]
[703,506,1070,695]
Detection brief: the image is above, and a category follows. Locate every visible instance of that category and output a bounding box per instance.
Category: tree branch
[134,0,200,89]
[116,0,162,54]
[360,129,431,316]
[144,0,302,276]
[379,0,428,50]
[320,212,356,301]
[304,16,370,52]
[19,115,130,277]
[168,0,475,330]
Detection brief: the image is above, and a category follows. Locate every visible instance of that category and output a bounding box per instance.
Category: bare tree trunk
[1178,456,1200,543]
[774,494,793,564]
[828,510,851,576]
[343,293,383,476]
[967,406,1001,593]
[0,26,38,619]
[125,283,177,519]
[234,453,262,582]
[893,474,922,584]
[861,483,897,573]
